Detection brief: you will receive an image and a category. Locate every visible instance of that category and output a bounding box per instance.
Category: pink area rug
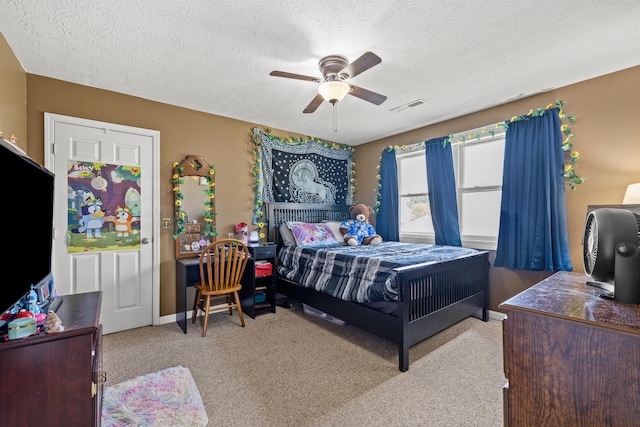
[101,366,208,426]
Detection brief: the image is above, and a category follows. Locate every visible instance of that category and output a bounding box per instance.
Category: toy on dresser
[4,287,42,340]
[7,311,37,340]
[45,311,64,333]
[26,286,41,315]
[2,286,65,340]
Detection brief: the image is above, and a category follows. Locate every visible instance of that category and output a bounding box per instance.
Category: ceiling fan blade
[303,94,324,113]
[269,71,320,82]
[348,85,387,105]
[340,51,382,79]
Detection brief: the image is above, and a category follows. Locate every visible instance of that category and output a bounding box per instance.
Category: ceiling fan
[269,51,387,113]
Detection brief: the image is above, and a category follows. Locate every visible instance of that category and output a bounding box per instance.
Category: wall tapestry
[251,128,354,223]
[67,161,141,253]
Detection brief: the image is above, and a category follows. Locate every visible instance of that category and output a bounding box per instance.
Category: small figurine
[26,286,41,315]
[45,311,64,333]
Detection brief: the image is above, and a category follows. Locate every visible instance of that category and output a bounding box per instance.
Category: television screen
[0,138,54,314]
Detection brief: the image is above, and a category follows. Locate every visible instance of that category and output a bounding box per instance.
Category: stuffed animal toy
[339,204,383,246]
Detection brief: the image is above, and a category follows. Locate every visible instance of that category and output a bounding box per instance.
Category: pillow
[322,220,346,243]
[286,222,341,248]
[279,223,296,247]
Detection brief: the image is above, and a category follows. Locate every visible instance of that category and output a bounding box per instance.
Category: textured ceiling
[1,1,639,145]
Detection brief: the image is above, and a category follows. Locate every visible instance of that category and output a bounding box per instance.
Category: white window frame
[397,126,505,250]
[397,146,433,243]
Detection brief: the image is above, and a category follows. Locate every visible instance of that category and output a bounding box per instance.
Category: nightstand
[239,243,277,318]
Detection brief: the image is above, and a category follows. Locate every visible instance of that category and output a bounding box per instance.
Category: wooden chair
[192,239,249,336]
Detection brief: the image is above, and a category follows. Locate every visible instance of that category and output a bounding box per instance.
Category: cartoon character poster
[67,161,141,252]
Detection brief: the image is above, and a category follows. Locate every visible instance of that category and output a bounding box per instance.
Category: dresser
[0,291,103,426]
[500,271,640,426]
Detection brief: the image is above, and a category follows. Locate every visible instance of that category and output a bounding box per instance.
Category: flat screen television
[0,138,55,314]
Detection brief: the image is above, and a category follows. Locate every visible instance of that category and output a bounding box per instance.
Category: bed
[266,202,490,372]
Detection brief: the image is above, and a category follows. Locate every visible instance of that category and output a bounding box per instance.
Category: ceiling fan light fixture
[318,81,350,103]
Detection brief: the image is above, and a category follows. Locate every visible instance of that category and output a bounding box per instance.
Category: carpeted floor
[102,302,505,426]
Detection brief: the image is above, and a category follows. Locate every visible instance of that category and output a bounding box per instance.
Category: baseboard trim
[489,309,506,321]
[158,303,229,326]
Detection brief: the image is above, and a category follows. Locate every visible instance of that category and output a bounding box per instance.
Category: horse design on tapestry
[289,160,336,204]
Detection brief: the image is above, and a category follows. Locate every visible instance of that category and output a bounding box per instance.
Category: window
[397,128,505,249]
[398,150,433,235]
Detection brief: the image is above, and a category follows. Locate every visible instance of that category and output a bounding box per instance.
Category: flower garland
[251,128,355,239]
[444,126,501,146]
[373,143,418,213]
[498,99,585,190]
[172,162,217,240]
[373,99,586,211]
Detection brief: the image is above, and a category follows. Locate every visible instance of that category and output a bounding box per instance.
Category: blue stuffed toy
[339,204,383,246]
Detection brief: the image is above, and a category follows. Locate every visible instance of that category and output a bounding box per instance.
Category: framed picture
[35,278,51,303]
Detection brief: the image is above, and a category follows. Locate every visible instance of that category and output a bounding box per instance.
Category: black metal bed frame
[267,202,490,372]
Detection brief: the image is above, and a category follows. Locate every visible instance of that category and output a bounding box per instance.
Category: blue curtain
[425,137,462,246]
[376,149,399,241]
[495,108,572,271]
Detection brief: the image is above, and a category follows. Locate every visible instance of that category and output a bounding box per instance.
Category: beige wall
[355,65,640,311]
[2,34,638,315]
[23,75,308,316]
[0,33,26,151]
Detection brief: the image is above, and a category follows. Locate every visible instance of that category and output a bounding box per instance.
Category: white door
[44,113,160,334]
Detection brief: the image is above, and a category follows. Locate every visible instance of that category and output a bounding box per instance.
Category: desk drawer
[250,244,276,259]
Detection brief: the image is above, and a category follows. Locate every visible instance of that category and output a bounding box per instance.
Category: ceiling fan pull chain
[333,102,338,133]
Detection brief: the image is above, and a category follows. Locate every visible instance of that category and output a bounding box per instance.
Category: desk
[176,243,278,333]
[176,257,200,333]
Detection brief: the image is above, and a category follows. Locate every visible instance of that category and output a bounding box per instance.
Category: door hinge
[91,382,97,397]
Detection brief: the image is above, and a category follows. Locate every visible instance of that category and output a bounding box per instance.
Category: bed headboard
[266,202,350,245]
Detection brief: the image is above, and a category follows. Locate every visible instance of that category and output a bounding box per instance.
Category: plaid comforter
[277,241,479,303]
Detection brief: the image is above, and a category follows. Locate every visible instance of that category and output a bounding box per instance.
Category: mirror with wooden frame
[172,155,217,258]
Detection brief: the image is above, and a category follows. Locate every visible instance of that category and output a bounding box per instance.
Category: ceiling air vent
[390,99,425,113]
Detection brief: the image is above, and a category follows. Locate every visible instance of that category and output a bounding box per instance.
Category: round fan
[582,208,639,282]
[269,51,387,113]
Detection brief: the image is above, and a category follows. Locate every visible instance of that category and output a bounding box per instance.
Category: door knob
[141,238,150,244]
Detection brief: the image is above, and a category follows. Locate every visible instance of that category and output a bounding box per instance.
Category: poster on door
[66,161,142,253]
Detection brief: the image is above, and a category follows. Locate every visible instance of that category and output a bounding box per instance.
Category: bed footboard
[266,202,490,372]
[394,251,490,371]
[278,251,489,372]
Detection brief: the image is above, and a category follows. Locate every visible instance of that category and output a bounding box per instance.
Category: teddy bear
[339,203,383,246]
